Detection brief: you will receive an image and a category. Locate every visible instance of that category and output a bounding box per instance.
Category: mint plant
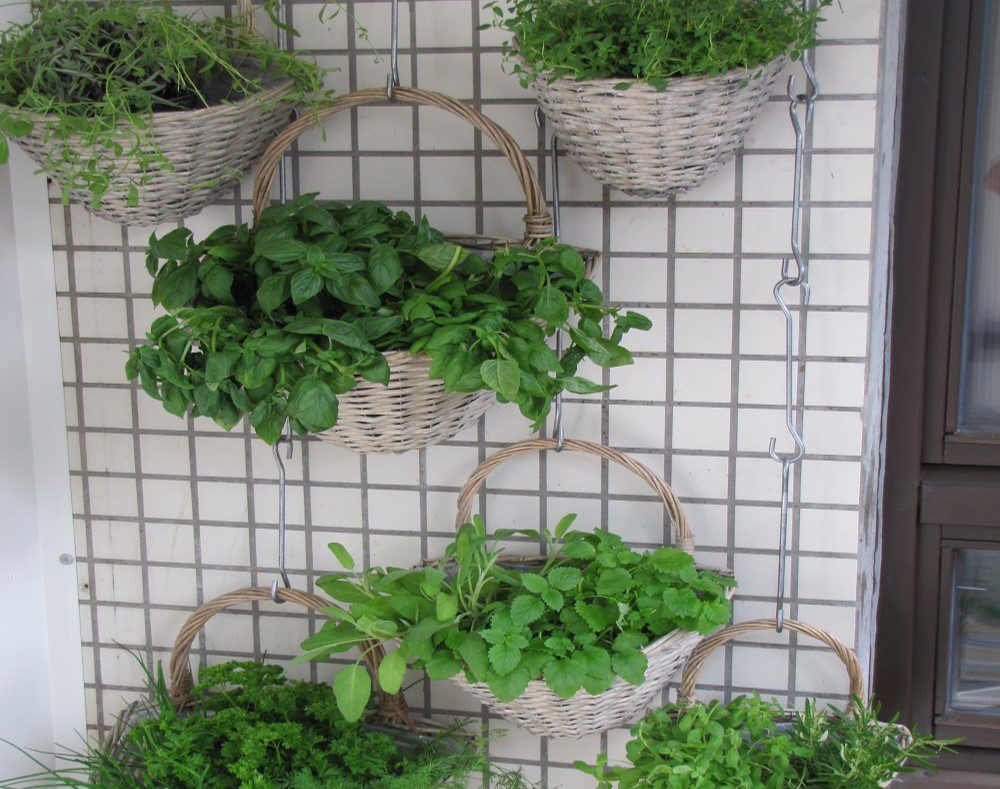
[485,0,831,88]
[297,515,734,721]
[576,695,956,788]
[129,195,649,443]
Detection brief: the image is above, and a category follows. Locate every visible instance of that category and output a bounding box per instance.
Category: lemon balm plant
[484,0,832,196]
[297,515,734,727]
[0,0,330,224]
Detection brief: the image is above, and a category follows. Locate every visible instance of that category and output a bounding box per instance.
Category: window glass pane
[960,0,1000,430]
[947,548,1000,715]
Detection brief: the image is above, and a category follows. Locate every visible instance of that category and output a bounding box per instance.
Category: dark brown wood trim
[874,0,950,720]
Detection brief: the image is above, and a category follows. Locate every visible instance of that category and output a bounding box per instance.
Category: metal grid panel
[51,0,886,783]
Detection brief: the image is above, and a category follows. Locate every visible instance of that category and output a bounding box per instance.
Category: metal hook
[770,20,818,633]
[269,421,293,604]
[385,0,400,100]
[535,110,565,452]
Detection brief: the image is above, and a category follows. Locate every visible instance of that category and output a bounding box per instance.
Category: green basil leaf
[563,376,614,395]
[332,664,372,722]
[377,648,407,695]
[535,286,570,325]
[367,244,404,294]
[291,269,324,304]
[288,376,338,433]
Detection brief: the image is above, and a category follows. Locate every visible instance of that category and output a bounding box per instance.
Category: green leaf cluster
[0,659,532,789]
[484,0,832,88]
[300,515,734,720]
[0,0,331,208]
[575,695,957,788]
[128,194,649,443]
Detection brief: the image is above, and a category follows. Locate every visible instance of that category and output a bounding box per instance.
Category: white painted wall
[0,24,87,769]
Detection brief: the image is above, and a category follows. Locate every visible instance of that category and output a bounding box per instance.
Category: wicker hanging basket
[6,0,296,226]
[106,586,435,750]
[531,55,787,197]
[677,618,912,788]
[436,437,735,738]
[251,87,600,455]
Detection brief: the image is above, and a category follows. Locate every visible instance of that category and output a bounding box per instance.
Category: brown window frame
[875,0,1000,768]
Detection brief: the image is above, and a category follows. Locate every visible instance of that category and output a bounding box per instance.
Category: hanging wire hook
[536,110,565,451]
[769,27,819,632]
[270,421,294,603]
[386,0,401,100]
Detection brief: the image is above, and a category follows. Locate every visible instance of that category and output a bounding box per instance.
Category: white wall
[0,49,87,777]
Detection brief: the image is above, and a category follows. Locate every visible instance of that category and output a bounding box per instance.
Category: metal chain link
[771,46,819,632]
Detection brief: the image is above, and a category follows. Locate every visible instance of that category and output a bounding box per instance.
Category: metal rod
[276,0,291,204]
[536,110,565,451]
[386,0,400,100]
[270,422,293,603]
[770,36,818,633]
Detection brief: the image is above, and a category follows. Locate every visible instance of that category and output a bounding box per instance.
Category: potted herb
[0,0,328,224]
[575,618,956,788]
[2,659,531,788]
[576,696,954,788]
[298,504,734,736]
[485,0,830,196]
[128,195,647,451]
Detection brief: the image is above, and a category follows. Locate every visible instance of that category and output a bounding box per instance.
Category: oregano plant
[576,695,956,788]
[484,0,832,89]
[0,0,331,208]
[128,195,650,443]
[296,515,734,721]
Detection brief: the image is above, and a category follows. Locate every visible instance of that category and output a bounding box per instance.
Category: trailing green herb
[576,695,956,788]
[485,0,831,88]
[128,195,649,443]
[0,659,532,789]
[298,514,734,721]
[0,0,330,207]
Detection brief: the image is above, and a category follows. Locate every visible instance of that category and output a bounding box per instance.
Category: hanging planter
[5,586,529,787]
[0,0,326,225]
[577,619,954,787]
[301,438,737,738]
[486,0,829,197]
[129,87,652,454]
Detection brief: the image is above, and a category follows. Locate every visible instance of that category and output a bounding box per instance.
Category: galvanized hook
[270,421,293,604]
[385,0,400,100]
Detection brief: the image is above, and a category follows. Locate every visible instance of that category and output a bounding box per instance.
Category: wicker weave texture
[12,80,293,226]
[447,437,734,738]
[531,56,787,197]
[321,350,496,454]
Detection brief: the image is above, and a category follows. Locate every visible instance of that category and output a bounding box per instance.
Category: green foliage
[129,195,649,443]
[0,659,532,789]
[576,695,957,788]
[300,515,734,720]
[0,0,330,208]
[484,0,832,88]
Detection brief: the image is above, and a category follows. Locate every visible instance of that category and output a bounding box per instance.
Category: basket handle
[235,0,256,32]
[676,618,864,708]
[167,586,416,727]
[454,437,695,556]
[251,86,553,242]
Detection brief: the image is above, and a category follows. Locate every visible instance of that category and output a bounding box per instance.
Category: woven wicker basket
[6,0,295,226]
[677,618,912,788]
[441,437,735,738]
[101,586,461,780]
[251,87,599,455]
[531,55,787,197]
